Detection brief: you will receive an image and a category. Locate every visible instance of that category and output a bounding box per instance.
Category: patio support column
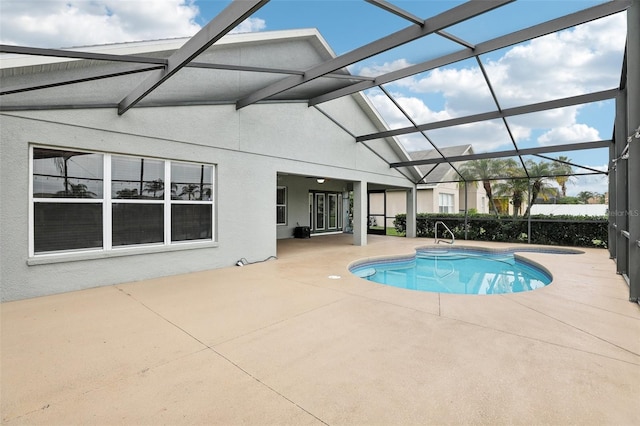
[353,180,367,246]
[627,0,640,302]
[527,179,532,244]
[463,182,468,240]
[615,91,628,278]
[406,186,417,238]
[608,128,616,259]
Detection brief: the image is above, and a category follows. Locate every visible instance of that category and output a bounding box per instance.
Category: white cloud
[394,95,451,125]
[366,91,514,152]
[567,164,609,197]
[365,91,445,130]
[355,59,413,77]
[507,105,580,131]
[393,12,623,119]
[363,13,625,155]
[393,66,496,117]
[230,17,266,34]
[483,13,626,108]
[0,0,202,47]
[537,123,601,146]
[424,121,515,153]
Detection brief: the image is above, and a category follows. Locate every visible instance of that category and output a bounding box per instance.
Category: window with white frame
[31,146,214,255]
[438,193,454,213]
[111,155,165,246]
[276,186,287,225]
[170,162,214,242]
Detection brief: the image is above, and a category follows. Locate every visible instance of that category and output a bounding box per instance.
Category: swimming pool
[349,246,581,295]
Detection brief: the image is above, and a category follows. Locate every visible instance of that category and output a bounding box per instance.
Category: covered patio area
[2,234,638,425]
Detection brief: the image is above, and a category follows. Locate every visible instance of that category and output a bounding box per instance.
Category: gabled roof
[410,144,473,185]
[0,29,359,108]
[0,27,422,182]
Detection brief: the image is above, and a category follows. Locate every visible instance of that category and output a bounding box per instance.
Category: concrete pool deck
[2,234,639,425]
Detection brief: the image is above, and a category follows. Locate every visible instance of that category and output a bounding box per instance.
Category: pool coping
[347,244,585,286]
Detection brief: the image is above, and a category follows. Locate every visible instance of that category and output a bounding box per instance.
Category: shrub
[393,213,608,248]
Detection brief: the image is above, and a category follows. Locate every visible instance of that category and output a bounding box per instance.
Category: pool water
[350,248,556,295]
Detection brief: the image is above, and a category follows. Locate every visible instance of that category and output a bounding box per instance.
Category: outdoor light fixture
[316,178,325,184]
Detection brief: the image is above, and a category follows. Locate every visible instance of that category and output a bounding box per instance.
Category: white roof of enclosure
[0,0,632,191]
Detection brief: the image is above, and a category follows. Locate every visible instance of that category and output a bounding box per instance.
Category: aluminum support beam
[626,0,640,302]
[0,44,363,79]
[476,56,529,177]
[235,0,513,109]
[358,89,618,142]
[0,65,162,96]
[615,93,630,277]
[463,184,468,239]
[366,0,423,26]
[609,124,618,260]
[118,0,269,115]
[607,136,618,259]
[534,154,605,174]
[309,0,631,106]
[1,64,368,97]
[390,140,611,168]
[429,171,605,186]
[368,0,476,49]
[378,85,461,181]
[0,44,168,64]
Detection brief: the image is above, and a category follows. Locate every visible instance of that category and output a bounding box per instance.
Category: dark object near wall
[294,226,311,238]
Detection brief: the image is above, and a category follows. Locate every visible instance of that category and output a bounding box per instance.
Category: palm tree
[552,156,574,197]
[577,191,594,203]
[144,178,164,198]
[491,158,527,218]
[179,184,200,200]
[523,160,558,217]
[57,183,97,198]
[201,187,212,201]
[494,178,529,218]
[53,153,74,195]
[458,158,504,216]
[116,188,139,199]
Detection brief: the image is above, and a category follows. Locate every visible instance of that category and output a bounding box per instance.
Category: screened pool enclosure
[1,0,638,303]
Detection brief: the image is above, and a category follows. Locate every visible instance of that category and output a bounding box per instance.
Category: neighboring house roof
[410,144,473,186]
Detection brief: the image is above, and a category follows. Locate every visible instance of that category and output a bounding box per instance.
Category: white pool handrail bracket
[435,221,455,245]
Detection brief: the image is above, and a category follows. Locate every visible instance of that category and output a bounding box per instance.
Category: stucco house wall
[1,101,412,301]
[0,32,416,301]
[460,183,488,213]
[378,179,488,223]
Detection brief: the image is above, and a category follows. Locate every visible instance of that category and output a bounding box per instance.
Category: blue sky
[0,0,627,195]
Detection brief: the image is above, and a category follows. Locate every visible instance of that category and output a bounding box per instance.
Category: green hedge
[393,213,608,248]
